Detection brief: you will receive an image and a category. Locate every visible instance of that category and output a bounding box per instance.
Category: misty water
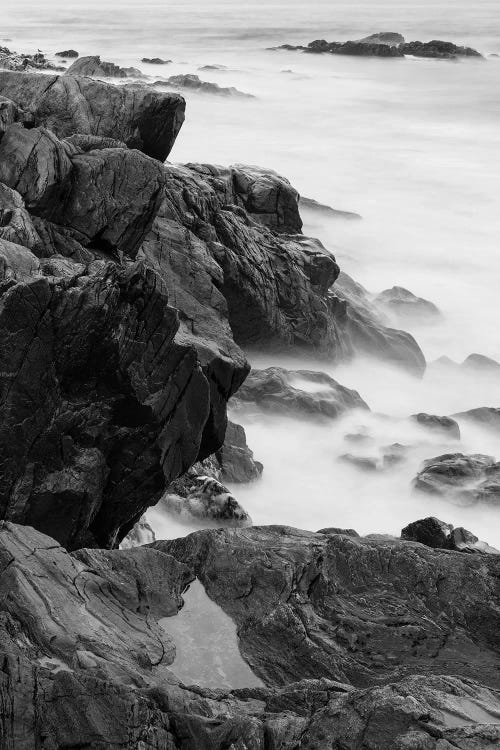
[6,0,500,545]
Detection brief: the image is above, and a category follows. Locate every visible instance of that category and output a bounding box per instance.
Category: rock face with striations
[0,70,185,160]
[1,520,500,747]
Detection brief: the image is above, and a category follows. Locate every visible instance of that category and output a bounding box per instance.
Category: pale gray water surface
[160,579,264,690]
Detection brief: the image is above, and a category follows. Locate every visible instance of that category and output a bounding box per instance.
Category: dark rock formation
[161,73,253,97]
[317,526,360,536]
[305,39,405,57]
[1,522,500,746]
[161,524,500,689]
[401,516,499,554]
[375,285,441,321]
[55,49,79,58]
[299,195,362,220]
[0,70,185,160]
[216,420,263,482]
[161,474,251,525]
[453,406,500,431]
[411,412,460,439]
[414,453,500,506]
[401,40,482,58]
[232,367,368,419]
[66,54,144,78]
[142,57,171,64]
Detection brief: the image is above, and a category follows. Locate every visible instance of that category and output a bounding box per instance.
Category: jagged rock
[232,367,368,419]
[413,452,500,506]
[161,474,251,525]
[300,195,361,220]
[401,516,499,554]
[120,515,156,548]
[66,54,144,78]
[0,70,185,160]
[142,57,171,64]
[401,40,482,58]
[55,49,79,58]
[0,48,64,72]
[411,412,460,439]
[356,32,405,45]
[462,352,500,372]
[453,406,500,431]
[375,285,441,321]
[217,420,263,483]
[0,124,165,258]
[161,524,500,688]
[333,272,426,375]
[162,73,253,98]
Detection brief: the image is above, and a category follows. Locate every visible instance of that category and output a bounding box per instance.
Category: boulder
[411,412,460,439]
[413,452,500,506]
[401,516,499,554]
[161,474,251,525]
[55,49,79,58]
[375,285,441,321]
[232,367,368,419]
[462,352,500,373]
[66,54,144,78]
[0,70,185,160]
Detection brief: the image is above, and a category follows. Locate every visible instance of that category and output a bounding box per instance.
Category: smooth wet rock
[66,54,144,78]
[413,452,500,506]
[161,474,251,526]
[411,412,460,439]
[375,285,441,322]
[339,453,379,471]
[232,367,368,419]
[0,70,185,160]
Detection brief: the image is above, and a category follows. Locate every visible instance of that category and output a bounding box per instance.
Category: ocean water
[4,0,500,544]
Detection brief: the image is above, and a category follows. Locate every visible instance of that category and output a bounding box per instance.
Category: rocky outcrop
[356,32,405,45]
[160,73,253,98]
[66,54,144,78]
[216,419,263,482]
[161,524,500,689]
[273,36,481,59]
[0,70,185,159]
[414,453,500,506]
[55,49,79,58]
[401,516,499,553]
[411,412,460,439]
[142,57,171,64]
[0,46,64,72]
[1,521,500,747]
[232,367,368,419]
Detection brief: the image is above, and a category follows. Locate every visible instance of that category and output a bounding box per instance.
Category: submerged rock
[413,452,500,506]
[411,412,460,439]
[462,352,500,373]
[232,367,368,419]
[453,406,500,431]
[375,285,441,322]
[55,49,79,58]
[299,195,362,220]
[401,516,499,554]
[66,54,144,78]
[339,453,379,470]
[0,70,185,160]
[161,73,253,98]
